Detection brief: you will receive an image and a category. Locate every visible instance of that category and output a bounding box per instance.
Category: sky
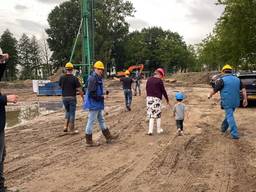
[0,0,224,45]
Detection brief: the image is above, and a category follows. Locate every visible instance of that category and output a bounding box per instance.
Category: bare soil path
[3,80,256,192]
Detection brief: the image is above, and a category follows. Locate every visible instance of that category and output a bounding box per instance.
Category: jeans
[124,89,132,107]
[85,110,107,134]
[221,108,239,139]
[62,97,77,123]
[0,130,6,190]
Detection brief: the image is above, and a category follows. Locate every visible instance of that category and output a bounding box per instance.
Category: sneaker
[177,129,181,136]
[146,132,153,136]
[180,131,184,136]
[157,128,164,134]
[127,106,131,111]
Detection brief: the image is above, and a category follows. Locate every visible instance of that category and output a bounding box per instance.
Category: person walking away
[59,62,84,134]
[208,64,248,139]
[146,68,169,135]
[134,69,142,96]
[0,50,18,192]
[83,61,117,146]
[173,92,186,136]
[114,70,133,111]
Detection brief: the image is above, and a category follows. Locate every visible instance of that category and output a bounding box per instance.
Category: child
[173,92,186,135]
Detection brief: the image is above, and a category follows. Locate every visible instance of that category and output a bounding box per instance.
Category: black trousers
[0,130,6,191]
[176,120,184,130]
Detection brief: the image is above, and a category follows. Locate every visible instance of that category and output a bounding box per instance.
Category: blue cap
[175,92,184,100]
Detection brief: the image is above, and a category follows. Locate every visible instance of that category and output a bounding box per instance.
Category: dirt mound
[171,72,211,84]
[49,68,64,82]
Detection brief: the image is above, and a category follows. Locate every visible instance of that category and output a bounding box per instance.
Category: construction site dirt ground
[3,74,256,192]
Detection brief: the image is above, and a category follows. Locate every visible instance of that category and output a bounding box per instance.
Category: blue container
[37,81,62,96]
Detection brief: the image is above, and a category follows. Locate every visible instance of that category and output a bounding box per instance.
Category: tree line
[197,0,256,71]
[1,0,255,81]
[0,30,52,81]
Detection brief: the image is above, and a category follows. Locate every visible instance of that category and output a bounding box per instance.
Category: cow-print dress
[146,96,161,119]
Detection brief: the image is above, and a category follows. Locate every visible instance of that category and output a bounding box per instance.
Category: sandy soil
[3,77,256,192]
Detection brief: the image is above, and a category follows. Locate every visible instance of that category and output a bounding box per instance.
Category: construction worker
[208,64,248,139]
[134,69,142,96]
[83,61,117,146]
[146,68,169,135]
[0,50,18,192]
[114,70,134,111]
[59,62,84,134]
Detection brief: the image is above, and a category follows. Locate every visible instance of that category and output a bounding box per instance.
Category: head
[0,48,9,63]
[93,61,104,76]
[125,70,130,77]
[154,68,165,79]
[65,62,74,73]
[175,92,184,102]
[221,64,233,74]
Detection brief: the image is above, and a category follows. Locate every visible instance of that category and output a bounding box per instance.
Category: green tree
[46,0,135,71]
[0,29,18,80]
[18,34,33,80]
[46,0,81,70]
[198,0,256,70]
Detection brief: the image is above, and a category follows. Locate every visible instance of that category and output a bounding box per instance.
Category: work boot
[63,120,69,132]
[85,134,99,147]
[69,122,79,134]
[102,128,118,144]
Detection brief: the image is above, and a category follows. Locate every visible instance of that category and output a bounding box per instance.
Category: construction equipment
[116,64,144,77]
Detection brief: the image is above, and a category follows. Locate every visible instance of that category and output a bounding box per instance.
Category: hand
[207,93,212,99]
[7,95,18,103]
[243,99,248,107]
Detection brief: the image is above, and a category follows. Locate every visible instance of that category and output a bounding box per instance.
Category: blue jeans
[85,110,107,134]
[124,89,132,107]
[221,108,239,139]
[62,97,77,123]
[134,81,141,95]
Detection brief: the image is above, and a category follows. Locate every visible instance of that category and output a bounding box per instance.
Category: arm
[87,76,103,101]
[240,81,248,107]
[160,80,169,104]
[0,63,6,81]
[208,78,223,99]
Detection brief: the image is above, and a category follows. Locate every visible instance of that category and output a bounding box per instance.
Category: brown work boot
[69,122,79,134]
[63,120,69,132]
[102,128,118,144]
[85,134,99,147]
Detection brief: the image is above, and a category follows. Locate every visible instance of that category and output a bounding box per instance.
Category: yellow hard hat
[222,64,232,72]
[94,61,104,70]
[125,70,130,75]
[65,62,74,69]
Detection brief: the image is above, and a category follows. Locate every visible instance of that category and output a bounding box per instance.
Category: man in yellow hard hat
[59,62,84,133]
[83,61,117,146]
[208,64,248,139]
[114,70,134,111]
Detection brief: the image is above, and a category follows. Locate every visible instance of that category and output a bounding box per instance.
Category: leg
[124,90,129,109]
[225,108,239,139]
[97,110,107,131]
[127,90,132,110]
[221,117,229,133]
[63,99,70,131]
[138,81,141,96]
[69,99,78,133]
[0,131,6,191]
[156,118,163,133]
[85,110,98,135]
[148,118,154,135]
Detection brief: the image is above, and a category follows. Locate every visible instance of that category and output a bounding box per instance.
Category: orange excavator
[116,64,144,77]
